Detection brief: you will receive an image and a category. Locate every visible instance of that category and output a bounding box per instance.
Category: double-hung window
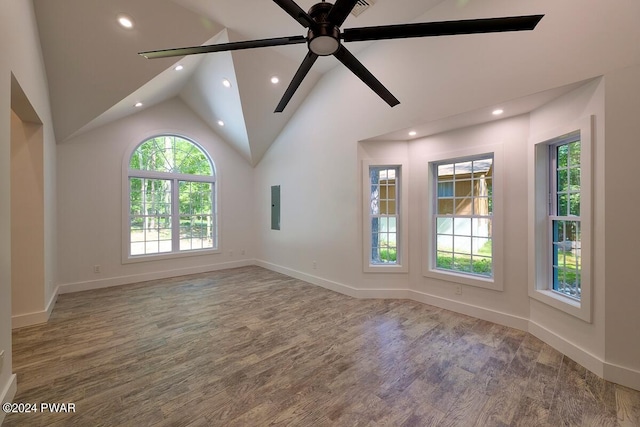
[363,161,408,272]
[549,135,582,299]
[370,166,399,265]
[529,116,592,322]
[433,156,494,277]
[126,135,217,260]
[424,145,503,291]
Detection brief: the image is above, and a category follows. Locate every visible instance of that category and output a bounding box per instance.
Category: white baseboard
[12,286,59,329]
[58,260,254,294]
[46,285,59,320]
[528,320,604,376]
[257,259,639,391]
[21,259,640,392]
[529,321,640,391]
[603,362,640,392]
[255,260,363,298]
[407,289,530,331]
[0,374,17,425]
[256,260,529,331]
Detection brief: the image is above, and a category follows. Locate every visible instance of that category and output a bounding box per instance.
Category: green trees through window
[130,136,212,174]
[369,166,399,265]
[128,135,216,257]
[551,136,581,299]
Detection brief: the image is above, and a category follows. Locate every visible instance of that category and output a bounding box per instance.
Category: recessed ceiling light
[217,120,225,127]
[492,109,504,116]
[174,65,184,71]
[271,76,280,84]
[117,14,134,29]
[222,79,231,88]
[408,131,417,137]
[134,102,143,108]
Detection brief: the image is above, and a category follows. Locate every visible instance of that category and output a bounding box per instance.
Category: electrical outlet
[312,261,317,270]
[241,249,246,255]
[455,285,462,295]
[93,265,101,274]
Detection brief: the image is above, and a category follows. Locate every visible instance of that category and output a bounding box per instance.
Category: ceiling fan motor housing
[308,2,340,56]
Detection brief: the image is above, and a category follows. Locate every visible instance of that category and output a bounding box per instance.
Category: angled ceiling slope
[179,30,252,163]
[180,28,323,166]
[35,0,487,164]
[34,0,222,142]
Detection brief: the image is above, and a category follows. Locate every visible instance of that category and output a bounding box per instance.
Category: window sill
[123,248,221,264]
[364,263,408,274]
[529,288,590,322]
[424,268,503,291]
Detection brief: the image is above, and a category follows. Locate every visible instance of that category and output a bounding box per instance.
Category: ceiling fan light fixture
[217,120,225,127]
[174,64,184,71]
[271,76,280,84]
[307,15,340,57]
[309,35,340,56]
[134,102,143,108]
[408,131,417,137]
[222,78,232,88]
[492,109,504,116]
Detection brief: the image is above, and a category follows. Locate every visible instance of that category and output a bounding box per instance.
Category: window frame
[362,159,409,273]
[528,116,593,322]
[423,145,504,291]
[433,155,494,278]
[122,134,219,264]
[549,134,582,300]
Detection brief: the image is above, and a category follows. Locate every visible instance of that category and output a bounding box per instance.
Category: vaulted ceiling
[33,0,446,165]
[32,0,640,166]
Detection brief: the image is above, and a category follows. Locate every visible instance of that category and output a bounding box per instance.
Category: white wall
[528,78,606,371]
[255,0,640,281]
[254,0,640,390]
[407,115,531,323]
[0,0,58,416]
[604,64,640,378]
[10,110,45,316]
[56,98,255,291]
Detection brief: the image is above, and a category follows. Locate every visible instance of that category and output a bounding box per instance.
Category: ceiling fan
[139,0,543,113]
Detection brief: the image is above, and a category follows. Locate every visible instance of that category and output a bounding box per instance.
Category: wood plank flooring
[4,266,640,426]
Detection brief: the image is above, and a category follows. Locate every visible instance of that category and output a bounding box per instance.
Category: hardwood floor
[4,266,640,426]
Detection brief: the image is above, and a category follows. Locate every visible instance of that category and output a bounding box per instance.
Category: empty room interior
[1,0,640,425]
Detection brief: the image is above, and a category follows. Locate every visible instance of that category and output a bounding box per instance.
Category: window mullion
[172,179,180,252]
[549,146,557,216]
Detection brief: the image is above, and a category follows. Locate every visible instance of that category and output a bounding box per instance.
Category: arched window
[127,135,216,257]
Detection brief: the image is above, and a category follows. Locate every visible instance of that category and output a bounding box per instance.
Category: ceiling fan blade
[342,14,544,42]
[327,0,359,27]
[139,35,307,59]
[333,45,399,107]
[275,52,319,113]
[273,0,315,28]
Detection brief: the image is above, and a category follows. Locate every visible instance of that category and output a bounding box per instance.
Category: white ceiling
[34,0,635,166]
[364,79,597,142]
[33,0,446,165]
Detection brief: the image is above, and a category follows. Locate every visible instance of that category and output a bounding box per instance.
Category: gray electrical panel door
[271,185,280,230]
